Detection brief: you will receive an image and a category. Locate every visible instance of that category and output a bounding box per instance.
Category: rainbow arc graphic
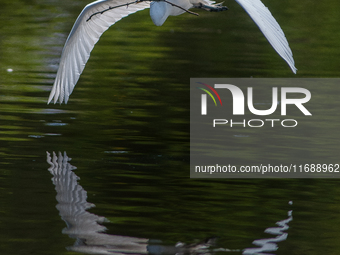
[197,82,222,115]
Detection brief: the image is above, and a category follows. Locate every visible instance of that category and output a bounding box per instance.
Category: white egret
[48,0,297,104]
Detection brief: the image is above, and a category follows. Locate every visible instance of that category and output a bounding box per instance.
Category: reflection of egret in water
[243,209,293,255]
[47,151,293,254]
[46,151,218,254]
[47,151,149,254]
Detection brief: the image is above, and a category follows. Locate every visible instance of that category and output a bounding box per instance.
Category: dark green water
[1,0,340,254]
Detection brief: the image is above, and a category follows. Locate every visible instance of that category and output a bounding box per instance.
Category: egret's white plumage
[235,0,296,74]
[48,0,296,104]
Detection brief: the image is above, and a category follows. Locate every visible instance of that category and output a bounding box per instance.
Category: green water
[1,0,340,254]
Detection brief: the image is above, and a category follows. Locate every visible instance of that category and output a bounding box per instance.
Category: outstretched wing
[235,0,297,73]
[48,0,150,104]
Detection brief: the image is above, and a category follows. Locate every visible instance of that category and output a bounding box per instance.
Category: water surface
[1,0,340,254]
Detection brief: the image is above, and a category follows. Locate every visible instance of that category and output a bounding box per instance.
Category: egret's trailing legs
[193,2,228,12]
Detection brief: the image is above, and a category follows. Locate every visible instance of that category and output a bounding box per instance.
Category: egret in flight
[48,0,297,104]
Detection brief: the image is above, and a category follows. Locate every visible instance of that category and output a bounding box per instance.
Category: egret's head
[150,1,169,26]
